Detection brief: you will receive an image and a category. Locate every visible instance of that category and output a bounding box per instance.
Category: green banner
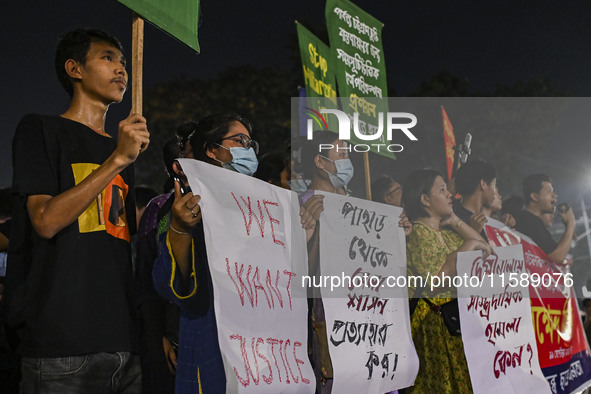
[296,22,339,133]
[325,0,393,158]
[117,0,200,53]
[297,23,337,103]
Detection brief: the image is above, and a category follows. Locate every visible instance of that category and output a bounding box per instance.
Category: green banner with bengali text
[326,0,393,159]
[117,0,200,52]
[296,22,339,133]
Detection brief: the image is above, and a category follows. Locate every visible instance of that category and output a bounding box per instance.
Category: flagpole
[579,198,591,265]
[132,14,144,115]
[364,152,372,200]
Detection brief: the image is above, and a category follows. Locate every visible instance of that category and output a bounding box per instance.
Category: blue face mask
[288,178,308,194]
[322,157,354,189]
[217,145,259,176]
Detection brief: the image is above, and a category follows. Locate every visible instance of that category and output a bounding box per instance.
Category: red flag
[441,106,456,180]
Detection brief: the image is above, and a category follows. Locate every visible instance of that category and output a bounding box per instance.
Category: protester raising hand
[468,209,488,234]
[168,180,201,277]
[501,213,516,228]
[171,180,201,232]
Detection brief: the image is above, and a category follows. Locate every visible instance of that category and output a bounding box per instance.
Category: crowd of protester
[0,27,587,394]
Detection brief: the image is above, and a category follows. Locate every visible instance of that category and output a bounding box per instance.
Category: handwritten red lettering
[493,345,524,378]
[230,334,260,387]
[278,340,290,383]
[231,193,286,248]
[232,193,265,237]
[226,259,294,310]
[226,259,254,307]
[266,338,282,382]
[485,317,522,345]
[230,334,310,387]
[253,266,271,309]
[266,269,283,309]
[283,339,298,383]
[293,341,310,384]
[263,200,285,247]
[470,255,524,281]
[283,270,295,311]
[466,285,523,322]
[256,337,273,384]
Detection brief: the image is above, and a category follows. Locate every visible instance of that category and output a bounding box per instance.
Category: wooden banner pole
[364,151,372,200]
[131,14,144,115]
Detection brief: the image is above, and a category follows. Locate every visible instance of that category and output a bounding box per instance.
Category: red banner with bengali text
[484,219,591,394]
[441,106,456,180]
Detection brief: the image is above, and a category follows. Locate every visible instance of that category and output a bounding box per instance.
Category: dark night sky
[2,0,591,194]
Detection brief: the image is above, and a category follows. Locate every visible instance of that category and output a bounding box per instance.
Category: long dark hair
[189,113,253,163]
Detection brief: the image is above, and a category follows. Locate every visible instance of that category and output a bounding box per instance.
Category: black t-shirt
[0,221,10,239]
[10,114,137,357]
[514,209,558,255]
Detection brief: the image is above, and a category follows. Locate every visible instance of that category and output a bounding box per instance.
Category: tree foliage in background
[397,72,569,198]
[412,70,469,97]
[135,53,567,201]
[136,65,295,191]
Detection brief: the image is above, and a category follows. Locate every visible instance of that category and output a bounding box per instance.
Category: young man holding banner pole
[10,28,149,392]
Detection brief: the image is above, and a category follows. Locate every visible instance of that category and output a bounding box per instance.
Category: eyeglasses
[387,186,403,196]
[218,133,259,154]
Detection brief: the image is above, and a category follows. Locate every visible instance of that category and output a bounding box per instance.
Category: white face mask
[321,157,354,189]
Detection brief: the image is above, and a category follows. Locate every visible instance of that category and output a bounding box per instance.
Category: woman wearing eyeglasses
[152,113,258,393]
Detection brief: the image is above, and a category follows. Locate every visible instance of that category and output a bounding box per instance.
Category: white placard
[318,191,419,393]
[457,245,550,394]
[180,159,315,393]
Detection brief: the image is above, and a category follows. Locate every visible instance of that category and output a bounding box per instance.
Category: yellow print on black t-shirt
[71,163,130,242]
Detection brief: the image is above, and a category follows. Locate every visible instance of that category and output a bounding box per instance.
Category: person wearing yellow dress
[402,169,492,393]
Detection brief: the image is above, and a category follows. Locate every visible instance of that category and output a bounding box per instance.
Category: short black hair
[176,121,197,156]
[255,151,286,186]
[55,28,124,98]
[455,159,496,197]
[161,121,197,178]
[402,169,443,221]
[189,113,253,163]
[502,195,524,217]
[371,175,395,203]
[135,186,158,210]
[301,130,340,179]
[162,138,182,177]
[522,174,552,204]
